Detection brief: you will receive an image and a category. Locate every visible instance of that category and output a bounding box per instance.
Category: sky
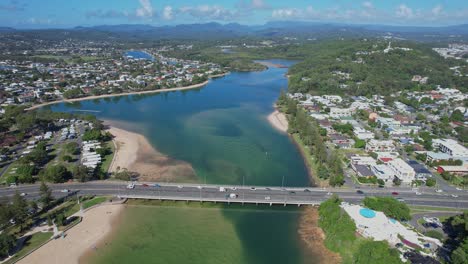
[1,0,468,29]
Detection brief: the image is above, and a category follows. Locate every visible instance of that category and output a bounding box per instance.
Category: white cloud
[179,5,238,21]
[396,4,413,18]
[362,1,373,9]
[252,0,268,9]
[163,6,173,20]
[272,8,302,19]
[432,5,443,16]
[136,0,153,18]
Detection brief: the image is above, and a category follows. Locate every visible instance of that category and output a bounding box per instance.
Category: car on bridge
[356,190,364,194]
[391,192,399,195]
[264,196,271,200]
[126,183,135,189]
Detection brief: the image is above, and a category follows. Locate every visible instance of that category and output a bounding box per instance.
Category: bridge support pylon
[269,203,272,206]
[283,203,286,207]
[298,204,301,207]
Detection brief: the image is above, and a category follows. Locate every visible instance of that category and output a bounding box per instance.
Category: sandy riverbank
[298,207,341,264]
[267,109,288,133]
[26,80,211,111]
[18,204,124,264]
[106,124,196,182]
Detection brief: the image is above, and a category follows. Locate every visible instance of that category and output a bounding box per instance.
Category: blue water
[124,50,155,61]
[46,60,319,264]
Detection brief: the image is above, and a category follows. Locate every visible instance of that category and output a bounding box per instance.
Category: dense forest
[286,39,468,96]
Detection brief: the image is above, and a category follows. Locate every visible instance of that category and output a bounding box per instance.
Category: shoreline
[26,72,229,111]
[268,107,327,187]
[267,107,289,133]
[105,122,196,182]
[18,203,124,264]
[298,207,342,263]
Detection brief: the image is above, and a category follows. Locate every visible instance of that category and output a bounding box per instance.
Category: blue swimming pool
[360,208,376,218]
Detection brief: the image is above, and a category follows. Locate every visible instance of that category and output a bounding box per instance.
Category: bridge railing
[119,194,321,206]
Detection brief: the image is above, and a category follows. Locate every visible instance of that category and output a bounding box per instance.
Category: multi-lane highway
[0,181,467,209]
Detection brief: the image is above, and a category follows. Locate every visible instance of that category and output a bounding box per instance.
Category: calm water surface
[49,60,318,264]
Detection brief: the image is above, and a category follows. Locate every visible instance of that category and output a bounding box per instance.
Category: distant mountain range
[3,21,468,41]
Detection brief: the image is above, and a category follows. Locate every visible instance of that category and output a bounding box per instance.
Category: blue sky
[1,0,467,28]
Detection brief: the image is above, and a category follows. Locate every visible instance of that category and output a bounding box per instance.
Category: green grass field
[82,197,107,209]
[99,141,115,174]
[5,232,52,264]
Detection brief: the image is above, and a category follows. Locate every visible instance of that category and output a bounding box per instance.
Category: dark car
[304,189,311,192]
[391,192,399,195]
[142,184,149,187]
[289,191,296,195]
[356,190,364,194]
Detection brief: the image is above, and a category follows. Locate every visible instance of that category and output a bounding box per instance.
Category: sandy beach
[107,125,196,182]
[18,204,124,264]
[267,109,289,133]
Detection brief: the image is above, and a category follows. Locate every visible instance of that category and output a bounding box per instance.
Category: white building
[371,164,394,182]
[387,158,415,183]
[365,139,396,152]
[353,127,374,140]
[350,155,377,166]
[432,139,468,158]
[329,107,355,118]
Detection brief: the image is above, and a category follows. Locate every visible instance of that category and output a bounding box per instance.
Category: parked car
[60,189,69,193]
[356,190,364,194]
[126,183,135,189]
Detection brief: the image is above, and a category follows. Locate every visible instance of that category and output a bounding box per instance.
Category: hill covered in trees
[287,39,468,96]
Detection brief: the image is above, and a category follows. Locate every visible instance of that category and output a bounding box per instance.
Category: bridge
[1,182,467,209]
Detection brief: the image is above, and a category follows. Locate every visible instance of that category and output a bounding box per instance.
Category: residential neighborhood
[286,84,468,188]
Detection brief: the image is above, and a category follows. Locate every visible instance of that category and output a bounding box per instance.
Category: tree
[41,165,70,183]
[55,213,65,227]
[317,165,330,180]
[450,109,465,122]
[452,239,468,264]
[426,178,436,187]
[354,240,402,264]
[354,139,366,149]
[39,181,53,208]
[363,197,411,221]
[73,165,92,182]
[0,233,15,259]
[11,191,29,231]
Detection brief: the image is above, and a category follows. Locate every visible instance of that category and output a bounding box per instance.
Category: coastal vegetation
[443,211,468,264]
[277,91,344,186]
[285,39,467,95]
[319,196,402,264]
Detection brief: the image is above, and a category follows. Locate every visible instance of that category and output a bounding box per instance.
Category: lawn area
[409,205,463,214]
[292,133,328,187]
[5,232,52,264]
[100,141,115,174]
[83,196,108,210]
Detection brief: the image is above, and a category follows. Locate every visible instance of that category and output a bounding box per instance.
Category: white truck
[229,193,238,199]
[219,187,226,192]
[126,183,135,189]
